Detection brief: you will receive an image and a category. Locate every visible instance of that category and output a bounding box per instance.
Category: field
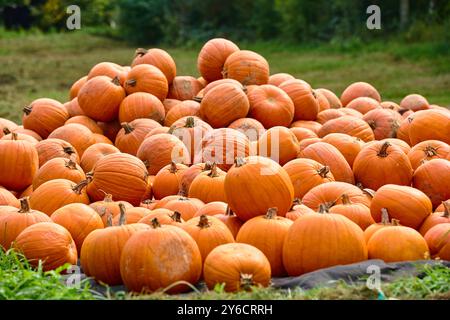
[0,31,449,122]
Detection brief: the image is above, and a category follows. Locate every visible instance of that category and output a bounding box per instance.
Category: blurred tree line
[1,0,449,44]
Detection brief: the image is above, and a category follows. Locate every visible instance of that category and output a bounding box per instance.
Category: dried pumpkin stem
[3,127,11,135]
[208,163,219,178]
[65,159,77,170]
[135,48,148,57]
[121,122,134,134]
[106,214,113,227]
[234,157,246,167]
[118,203,127,226]
[367,120,376,130]
[442,201,450,218]
[197,215,211,228]
[265,207,278,219]
[225,205,235,217]
[18,197,31,213]
[424,146,438,157]
[111,76,121,86]
[317,166,330,178]
[240,273,255,291]
[178,185,188,197]
[170,211,182,223]
[169,162,178,173]
[185,117,196,128]
[63,146,76,155]
[23,106,32,115]
[318,203,329,214]
[72,180,89,194]
[341,194,351,205]
[10,132,18,141]
[377,142,391,158]
[391,219,400,226]
[193,96,202,103]
[126,79,137,87]
[151,218,161,229]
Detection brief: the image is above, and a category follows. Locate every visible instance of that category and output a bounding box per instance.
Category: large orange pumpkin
[118,92,165,124]
[0,198,51,249]
[115,119,161,155]
[407,140,450,170]
[203,243,271,292]
[408,109,450,145]
[318,115,374,142]
[283,158,335,199]
[279,79,319,121]
[283,208,367,276]
[224,156,294,221]
[300,141,355,184]
[340,82,381,106]
[0,135,39,191]
[257,126,299,166]
[132,48,177,84]
[237,208,293,276]
[22,98,69,139]
[35,138,79,167]
[87,153,149,206]
[120,219,202,293]
[223,50,269,85]
[370,184,432,229]
[80,143,120,173]
[353,141,413,190]
[363,108,402,140]
[32,158,85,190]
[14,222,78,271]
[197,38,239,82]
[124,64,169,101]
[247,84,294,128]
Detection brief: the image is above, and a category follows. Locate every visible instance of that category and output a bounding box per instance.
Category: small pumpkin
[115,119,161,155]
[419,201,450,236]
[112,206,152,225]
[168,76,204,101]
[97,120,122,142]
[346,97,381,115]
[164,100,200,126]
[194,201,227,217]
[35,138,79,167]
[189,163,227,203]
[316,109,345,124]
[69,76,88,100]
[400,94,429,112]
[89,193,133,227]
[228,118,265,142]
[285,199,316,221]
[178,162,212,194]
[124,64,169,101]
[118,92,165,124]
[424,223,450,260]
[268,73,295,87]
[289,127,317,142]
[321,133,364,167]
[257,126,300,166]
[409,109,450,145]
[407,140,450,170]
[162,197,205,221]
[223,50,269,85]
[290,120,322,134]
[318,115,374,142]
[279,79,319,121]
[362,108,402,140]
[48,123,95,157]
[0,188,20,208]
[87,62,128,85]
[214,206,243,238]
[80,143,120,173]
[340,82,381,106]
[32,158,85,190]
[328,194,375,230]
[315,88,342,109]
[65,115,104,135]
[152,162,188,200]
[64,98,85,117]
[132,48,177,84]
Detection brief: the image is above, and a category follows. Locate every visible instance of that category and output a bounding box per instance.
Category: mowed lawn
[0,31,449,123]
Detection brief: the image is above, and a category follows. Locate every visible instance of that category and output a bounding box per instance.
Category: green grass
[0,31,449,123]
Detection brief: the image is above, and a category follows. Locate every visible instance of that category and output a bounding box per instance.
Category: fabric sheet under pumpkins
[63,259,450,294]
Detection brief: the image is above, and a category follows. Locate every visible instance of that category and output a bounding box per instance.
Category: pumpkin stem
[225,205,235,217]
[207,162,220,178]
[10,132,18,141]
[169,162,178,173]
[106,214,113,227]
[380,208,390,224]
[168,126,176,134]
[391,219,400,226]
[318,203,329,214]
[185,117,196,128]
[367,120,377,130]
[2,127,11,135]
[317,166,330,178]
[98,190,113,202]
[234,157,246,167]
[341,194,351,205]
[72,180,89,194]
[204,161,213,171]
[442,201,450,218]
[265,207,278,219]
[65,159,77,170]
[18,197,31,213]
[111,76,121,86]
[126,79,137,87]
[170,211,182,223]
[151,218,161,229]
[63,146,76,155]
[293,198,302,206]
[377,141,391,158]
[118,203,127,226]
[178,184,188,197]
[135,48,148,57]
[193,96,202,103]
[121,122,134,134]
[424,145,438,157]
[197,215,211,228]
[240,273,255,291]
[362,188,376,198]
[23,106,32,115]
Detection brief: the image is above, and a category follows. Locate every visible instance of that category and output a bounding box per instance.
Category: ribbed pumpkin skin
[353,142,413,190]
[164,100,200,127]
[400,94,429,112]
[0,139,38,191]
[124,64,169,101]
[279,79,319,121]
[316,88,342,109]
[367,226,429,262]
[0,188,20,208]
[419,202,450,236]
[268,73,295,87]
[283,158,335,199]
[407,140,450,170]
[137,133,190,175]
[81,223,150,285]
[340,82,381,106]
[413,159,450,209]
[0,200,51,249]
[120,224,202,293]
[14,222,78,271]
[224,156,294,221]
[51,203,104,254]
[80,143,120,173]
[22,98,69,138]
[199,83,249,128]
[409,109,450,145]
[197,38,239,82]
[370,185,432,229]
[301,142,355,184]
[29,179,90,216]
[118,92,165,124]
[290,120,322,134]
[322,133,364,167]
[35,138,79,167]
[77,76,126,122]
[48,123,95,157]
[223,50,269,85]
[203,243,271,292]
[317,109,345,124]
[132,48,177,84]
[290,127,317,143]
[70,76,88,100]
[346,97,381,115]
[328,199,375,230]
[302,181,371,211]
[188,165,227,203]
[162,197,205,221]
[152,163,188,200]
[318,116,375,142]
[115,119,161,156]
[236,211,293,276]
[283,213,367,276]
[257,126,300,166]
[196,128,250,172]
[87,153,148,206]
[32,158,85,190]
[168,76,204,101]
[363,108,402,140]
[424,223,450,260]
[181,215,234,262]
[247,84,294,128]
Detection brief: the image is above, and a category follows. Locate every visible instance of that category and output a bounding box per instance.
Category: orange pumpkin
[163,98,181,113]
[409,109,450,145]
[194,201,227,217]
[328,194,375,230]
[162,197,205,221]
[318,115,374,142]
[65,115,103,135]
[228,118,265,141]
[48,123,95,157]
[290,120,322,134]
[97,120,122,142]
[132,48,177,84]
[316,109,345,124]
[223,50,269,85]
[0,188,20,208]
[340,82,381,106]
[268,73,295,87]
[138,208,184,227]
[400,94,429,112]
[285,200,316,221]
[168,76,204,101]
[124,64,169,101]
[178,162,212,194]
[316,88,342,109]
[189,163,227,203]
[115,119,161,155]
[424,223,450,260]
[118,92,165,124]
[22,98,69,138]
[279,79,319,121]
[69,76,88,100]
[87,62,128,85]
[346,97,381,115]
[419,201,450,236]
[413,159,450,209]
[407,140,450,170]
[90,193,133,227]
[152,162,188,200]
[164,100,201,126]
[32,158,85,190]
[0,118,18,139]
[257,126,300,166]
[92,134,112,145]
[112,206,152,225]
[214,206,243,238]
[321,133,364,167]
[362,108,402,140]
[315,89,331,112]
[35,138,79,167]
[80,143,120,173]
[396,113,414,146]
[64,98,85,117]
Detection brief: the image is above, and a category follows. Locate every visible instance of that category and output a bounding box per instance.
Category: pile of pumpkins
[0,38,450,294]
